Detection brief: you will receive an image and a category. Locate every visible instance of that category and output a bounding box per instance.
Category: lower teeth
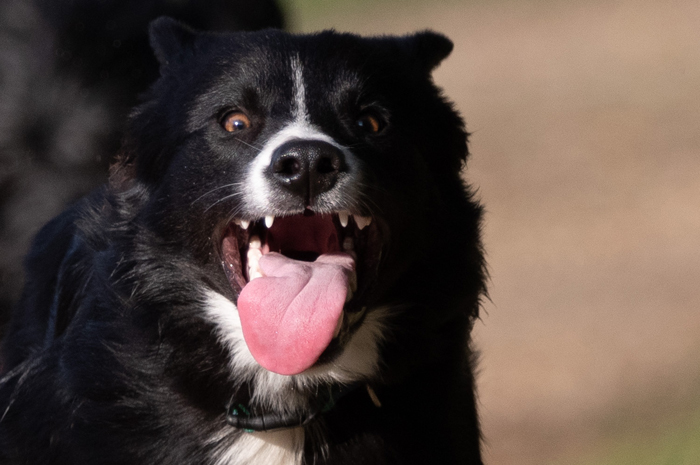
[244,234,359,287]
[247,235,263,281]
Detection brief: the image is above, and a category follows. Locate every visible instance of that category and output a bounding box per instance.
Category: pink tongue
[237,252,355,375]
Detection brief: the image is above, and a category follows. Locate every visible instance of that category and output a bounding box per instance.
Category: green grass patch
[569,407,700,465]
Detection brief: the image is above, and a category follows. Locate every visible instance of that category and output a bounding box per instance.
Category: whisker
[225,205,246,225]
[190,183,243,206]
[204,192,245,213]
[233,137,264,151]
[337,142,364,150]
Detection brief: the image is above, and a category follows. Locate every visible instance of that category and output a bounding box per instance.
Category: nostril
[276,156,302,176]
[316,156,337,175]
[268,140,346,201]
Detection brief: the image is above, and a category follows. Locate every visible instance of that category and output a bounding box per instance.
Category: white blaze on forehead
[290,54,308,123]
[241,53,362,216]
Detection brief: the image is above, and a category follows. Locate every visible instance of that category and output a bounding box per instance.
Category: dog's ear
[405,31,454,73]
[149,17,197,68]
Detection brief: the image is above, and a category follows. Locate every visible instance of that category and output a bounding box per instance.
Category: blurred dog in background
[0,0,285,332]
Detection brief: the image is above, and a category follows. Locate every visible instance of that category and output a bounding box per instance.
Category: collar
[226,383,377,432]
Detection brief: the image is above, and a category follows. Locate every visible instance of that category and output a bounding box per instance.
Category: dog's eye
[221,111,252,133]
[356,112,385,134]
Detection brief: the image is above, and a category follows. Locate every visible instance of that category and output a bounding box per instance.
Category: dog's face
[115,19,473,410]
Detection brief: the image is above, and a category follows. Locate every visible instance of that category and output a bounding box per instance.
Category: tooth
[338,211,349,228]
[334,313,344,337]
[247,247,262,262]
[366,385,381,408]
[345,275,355,301]
[265,215,275,228]
[354,215,372,230]
[249,270,263,281]
[234,218,242,226]
[240,219,250,229]
[247,246,262,281]
[348,269,357,293]
[249,235,261,249]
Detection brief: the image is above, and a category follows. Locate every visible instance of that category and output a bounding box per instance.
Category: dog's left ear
[149,16,197,68]
[405,31,454,73]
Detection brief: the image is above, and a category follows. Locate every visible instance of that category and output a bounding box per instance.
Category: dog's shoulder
[1,191,107,370]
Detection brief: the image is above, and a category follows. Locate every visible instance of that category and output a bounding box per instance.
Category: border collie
[0,0,283,323]
[0,18,486,465]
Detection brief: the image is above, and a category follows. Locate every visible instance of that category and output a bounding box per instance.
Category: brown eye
[221,111,252,133]
[356,112,385,134]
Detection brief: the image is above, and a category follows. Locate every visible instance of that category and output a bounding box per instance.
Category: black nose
[269,140,346,202]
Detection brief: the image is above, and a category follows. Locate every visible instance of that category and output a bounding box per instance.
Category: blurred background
[278,0,700,463]
[1,0,698,463]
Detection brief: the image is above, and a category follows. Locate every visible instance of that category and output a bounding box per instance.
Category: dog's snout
[270,140,345,200]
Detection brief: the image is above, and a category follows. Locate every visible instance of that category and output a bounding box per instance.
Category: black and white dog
[0,0,284,323]
[0,18,486,465]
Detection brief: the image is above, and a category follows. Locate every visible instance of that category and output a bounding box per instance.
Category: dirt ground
[294,0,700,463]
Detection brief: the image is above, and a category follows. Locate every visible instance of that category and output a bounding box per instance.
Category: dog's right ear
[149,17,197,68]
[403,31,454,74]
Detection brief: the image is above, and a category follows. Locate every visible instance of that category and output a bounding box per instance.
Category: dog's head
[111,18,479,409]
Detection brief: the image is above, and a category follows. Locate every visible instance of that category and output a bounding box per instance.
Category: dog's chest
[214,427,304,465]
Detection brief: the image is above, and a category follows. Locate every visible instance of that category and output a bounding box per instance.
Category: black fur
[0,0,284,327]
[0,19,486,465]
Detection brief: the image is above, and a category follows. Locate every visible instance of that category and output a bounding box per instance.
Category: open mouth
[220,211,380,375]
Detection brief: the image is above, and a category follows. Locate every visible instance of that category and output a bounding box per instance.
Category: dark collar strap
[226,382,363,432]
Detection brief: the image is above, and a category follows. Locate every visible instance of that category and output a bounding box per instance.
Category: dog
[0,18,486,464]
[0,0,284,328]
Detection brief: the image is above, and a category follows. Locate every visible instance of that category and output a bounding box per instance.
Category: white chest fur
[214,427,304,465]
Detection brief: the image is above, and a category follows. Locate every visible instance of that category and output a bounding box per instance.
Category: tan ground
[294,0,700,463]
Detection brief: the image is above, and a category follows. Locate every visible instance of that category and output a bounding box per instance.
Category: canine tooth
[366,385,382,408]
[240,219,250,229]
[349,270,357,293]
[265,215,275,228]
[334,313,344,337]
[338,211,349,228]
[354,215,372,230]
[233,218,242,226]
[249,235,261,249]
[345,278,354,302]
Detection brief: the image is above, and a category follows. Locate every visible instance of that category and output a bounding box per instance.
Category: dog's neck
[226,383,379,432]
